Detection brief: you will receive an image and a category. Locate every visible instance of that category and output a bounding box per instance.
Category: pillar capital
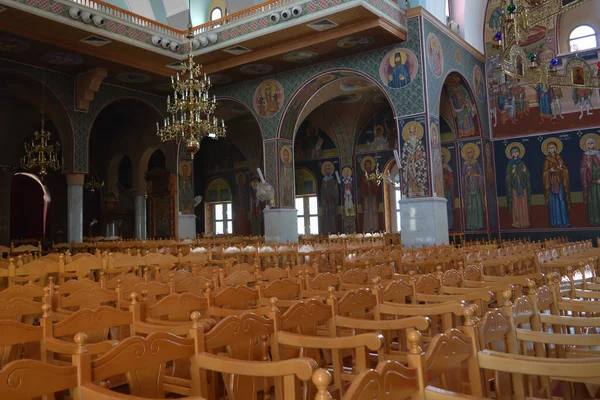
[65,173,85,186]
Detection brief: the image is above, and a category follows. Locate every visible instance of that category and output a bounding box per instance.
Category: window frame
[210,7,223,21]
[213,202,232,235]
[295,195,319,235]
[569,24,597,52]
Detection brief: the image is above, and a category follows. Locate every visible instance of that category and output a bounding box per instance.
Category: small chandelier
[156,1,225,158]
[364,163,392,186]
[84,175,104,193]
[21,115,61,181]
[492,0,600,89]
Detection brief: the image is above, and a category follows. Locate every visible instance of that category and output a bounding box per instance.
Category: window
[395,188,401,231]
[296,196,319,235]
[445,0,450,19]
[569,25,597,52]
[213,203,232,234]
[210,7,222,21]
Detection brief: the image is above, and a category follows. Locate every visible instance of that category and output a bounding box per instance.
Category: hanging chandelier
[491,0,600,89]
[364,163,393,186]
[156,2,225,158]
[21,115,61,181]
[84,175,104,193]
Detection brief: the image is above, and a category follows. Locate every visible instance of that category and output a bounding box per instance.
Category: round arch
[0,69,74,171]
[216,96,265,141]
[437,70,483,137]
[277,68,397,141]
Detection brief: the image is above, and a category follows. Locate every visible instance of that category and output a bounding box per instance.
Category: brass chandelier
[491,0,600,89]
[156,2,225,158]
[84,175,104,194]
[21,114,61,181]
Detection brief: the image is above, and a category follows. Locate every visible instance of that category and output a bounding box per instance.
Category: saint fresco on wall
[441,146,457,230]
[444,75,478,138]
[379,49,418,89]
[472,65,485,103]
[541,138,571,228]
[505,142,531,228]
[430,120,443,197]
[400,119,429,197]
[279,144,294,207]
[580,133,600,226]
[356,108,397,153]
[484,142,497,229]
[341,167,355,220]
[359,156,379,232]
[426,33,443,77]
[178,160,194,214]
[320,161,339,234]
[460,142,485,231]
[295,122,337,161]
[254,80,284,118]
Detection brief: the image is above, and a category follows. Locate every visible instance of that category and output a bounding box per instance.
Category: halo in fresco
[283,51,318,63]
[42,53,83,66]
[442,147,451,162]
[401,121,424,141]
[426,33,443,77]
[240,63,273,75]
[321,161,335,176]
[360,156,376,172]
[461,143,480,160]
[209,74,232,85]
[580,133,600,151]
[116,72,151,83]
[472,65,485,102]
[0,37,28,52]
[337,36,374,49]
[253,79,284,118]
[379,48,418,89]
[541,137,564,155]
[333,93,362,103]
[339,77,374,91]
[505,142,526,159]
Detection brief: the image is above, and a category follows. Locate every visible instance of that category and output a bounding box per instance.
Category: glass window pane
[214,204,223,220]
[297,218,305,235]
[295,198,305,216]
[396,212,401,231]
[226,203,232,219]
[227,221,233,234]
[210,7,222,21]
[395,189,401,211]
[570,25,595,39]
[309,216,319,235]
[215,221,224,235]
[308,196,318,215]
[570,36,597,52]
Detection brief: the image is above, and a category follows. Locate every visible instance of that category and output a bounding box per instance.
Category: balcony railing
[68,0,302,40]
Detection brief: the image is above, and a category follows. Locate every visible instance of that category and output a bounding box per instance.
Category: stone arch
[0,69,74,171]
[277,69,397,141]
[135,145,175,193]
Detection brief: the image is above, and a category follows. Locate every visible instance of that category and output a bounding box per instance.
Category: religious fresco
[283,51,318,63]
[319,161,339,234]
[356,108,397,154]
[399,116,429,198]
[279,143,294,207]
[485,0,600,138]
[240,63,273,75]
[339,77,374,91]
[441,144,461,231]
[254,80,284,118]
[337,36,374,49]
[444,74,479,138]
[178,159,194,215]
[459,140,486,231]
[493,129,600,230]
[483,141,498,229]
[426,33,443,78]
[341,166,356,221]
[42,53,83,66]
[0,37,28,52]
[356,155,387,233]
[379,49,418,89]
[294,121,337,161]
[472,65,485,103]
[429,119,443,198]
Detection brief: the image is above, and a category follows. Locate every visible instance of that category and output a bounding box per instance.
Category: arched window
[569,25,597,52]
[210,7,222,21]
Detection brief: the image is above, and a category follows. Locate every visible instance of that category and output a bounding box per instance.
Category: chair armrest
[276,332,384,352]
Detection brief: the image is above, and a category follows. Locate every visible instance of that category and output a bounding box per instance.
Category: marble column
[66,173,84,244]
[134,193,147,240]
[399,196,448,247]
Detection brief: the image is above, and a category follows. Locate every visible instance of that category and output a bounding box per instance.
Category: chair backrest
[0,358,77,398]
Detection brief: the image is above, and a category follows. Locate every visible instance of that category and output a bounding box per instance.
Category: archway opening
[282,70,397,234]
[148,149,167,172]
[10,173,46,240]
[195,99,264,236]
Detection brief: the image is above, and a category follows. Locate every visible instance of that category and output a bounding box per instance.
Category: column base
[399,196,448,247]
[177,214,196,239]
[264,208,298,243]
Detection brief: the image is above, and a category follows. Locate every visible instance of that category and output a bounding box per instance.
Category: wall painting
[279,143,294,207]
[459,140,486,231]
[441,144,461,231]
[253,79,284,118]
[426,33,443,78]
[399,116,429,198]
[379,49,418,89]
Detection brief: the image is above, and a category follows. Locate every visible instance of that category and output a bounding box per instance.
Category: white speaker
[207,33,218,44]
[269,13,280,23]
[80,11,93,23]
[191,38,200,49]
[291,6,303,17]
[92,15,105,27]
[280,9,291,20]
[161,39,171,49]
[68,7,81,19]
[151,35,162,46]
[199,36,209,47]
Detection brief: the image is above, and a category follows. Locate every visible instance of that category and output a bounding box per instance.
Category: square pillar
[66,173,84,244]
[399,196,448,247]
[134,194,147,240]
[177,214,196,239]
[264,208,298,243]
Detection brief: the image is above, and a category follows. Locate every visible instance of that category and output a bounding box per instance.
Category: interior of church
[0,0,600,399]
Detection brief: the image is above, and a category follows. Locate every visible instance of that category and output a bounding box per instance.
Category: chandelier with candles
[21,116,61,181]
[491,0,600,89]
[156,4,225,157]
